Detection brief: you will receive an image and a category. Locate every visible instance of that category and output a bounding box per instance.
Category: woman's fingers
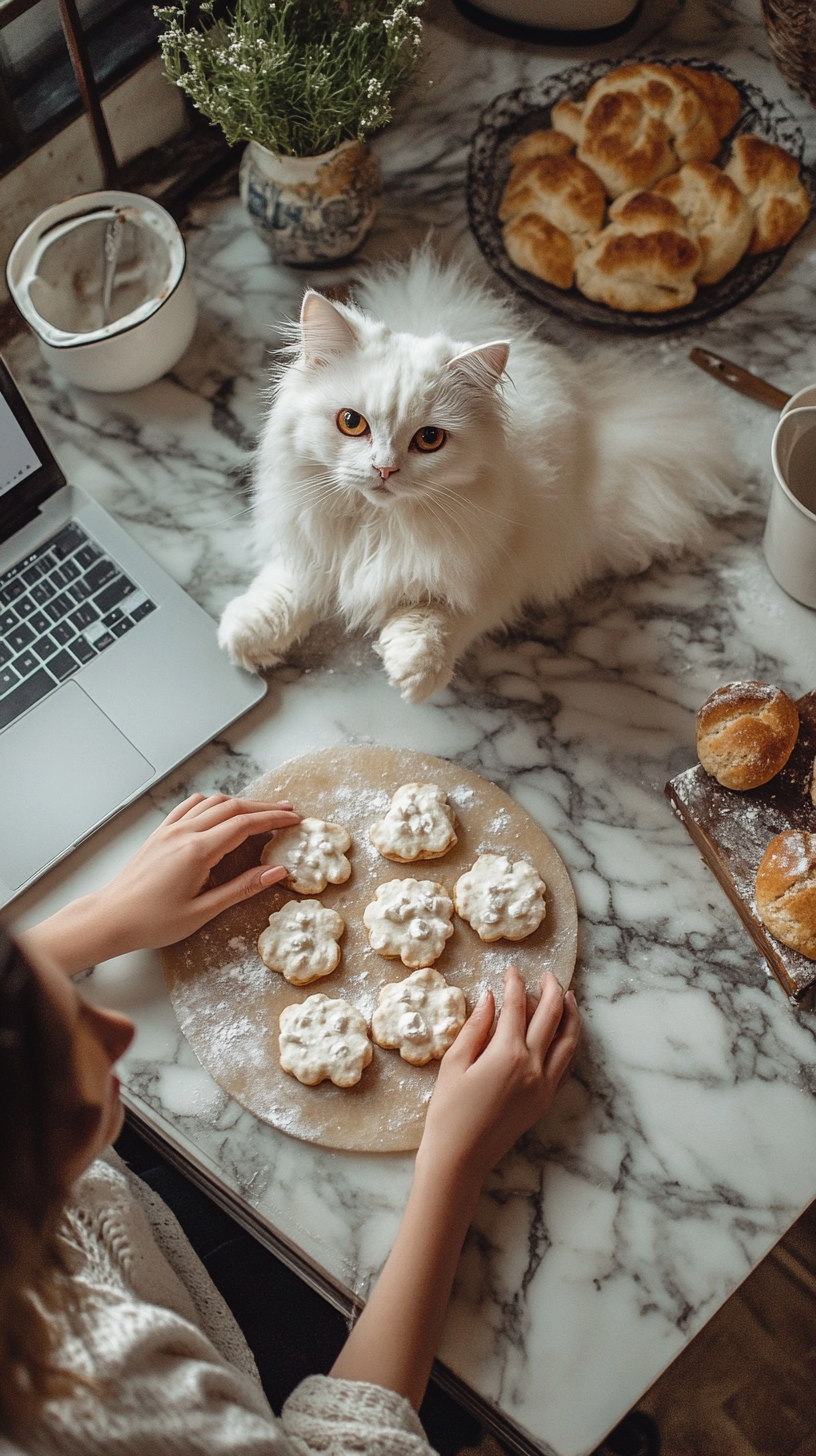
[201,808,300,862]
[260,864,288,888]
[445,988,495,1066]
[492,964,529,1050]
[543,991,581,1090]
[195,863,287,920]
[185,796,300,833]
[525,972,566,1063]
[164,792,208,823]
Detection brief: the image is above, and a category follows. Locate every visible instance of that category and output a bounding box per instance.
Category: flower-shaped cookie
[371,967,466,1065]
[454,854,546,941]
[363,878,454,968]
[278,994,372,1088]
[258,899,345,985]
[262,817,352,894]
[370,782,458,862]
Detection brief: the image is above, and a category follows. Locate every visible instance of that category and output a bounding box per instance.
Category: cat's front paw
[376,614,456,704]
[218,592,295,672]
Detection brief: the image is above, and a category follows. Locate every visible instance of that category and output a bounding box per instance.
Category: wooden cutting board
[162,744,578,1151]
[666,692,816,1001]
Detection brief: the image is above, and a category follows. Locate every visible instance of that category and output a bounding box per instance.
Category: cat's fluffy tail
[587,363,740,578]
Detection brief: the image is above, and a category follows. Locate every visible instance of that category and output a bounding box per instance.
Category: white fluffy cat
[218,251,735,702]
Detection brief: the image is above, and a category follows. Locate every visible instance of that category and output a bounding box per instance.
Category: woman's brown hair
[0,928,84,1436]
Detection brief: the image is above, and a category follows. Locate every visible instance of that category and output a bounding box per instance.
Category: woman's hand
[418,966,580,1187]
[20,793,299,975]
[330,966,580,1408]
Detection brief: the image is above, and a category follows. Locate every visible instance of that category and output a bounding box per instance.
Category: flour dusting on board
[162,744,577,1151]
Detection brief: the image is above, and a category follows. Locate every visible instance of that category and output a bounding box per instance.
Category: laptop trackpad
[0,681,154,889]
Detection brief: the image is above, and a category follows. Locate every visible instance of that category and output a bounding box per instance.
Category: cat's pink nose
[374,465,400,480]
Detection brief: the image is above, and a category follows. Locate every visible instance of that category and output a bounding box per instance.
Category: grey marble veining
[7,2,816,1453]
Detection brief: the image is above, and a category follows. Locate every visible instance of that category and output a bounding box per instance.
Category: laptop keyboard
[0,522,156,733]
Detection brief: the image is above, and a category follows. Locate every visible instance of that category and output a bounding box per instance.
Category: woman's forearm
[330,1149,483,1408]
[18,887,124,976]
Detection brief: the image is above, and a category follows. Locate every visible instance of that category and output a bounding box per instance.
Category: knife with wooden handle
[689,347,792,410]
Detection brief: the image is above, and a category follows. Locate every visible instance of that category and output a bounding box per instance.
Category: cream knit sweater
[1,1153,436,1456]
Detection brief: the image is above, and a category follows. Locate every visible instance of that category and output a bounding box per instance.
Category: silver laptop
[0,356,266,908]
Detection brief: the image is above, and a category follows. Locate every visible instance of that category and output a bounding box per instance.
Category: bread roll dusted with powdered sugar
[756,831,816,960]
[696,681,800,790]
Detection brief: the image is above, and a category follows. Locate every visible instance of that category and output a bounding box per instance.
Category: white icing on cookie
[370,782,457,862]
[363,878,454,967]
[454,854,546,941]
[278,994,372,1087]
[262,817,351,893]
[371,967,466,1065]
[257,899,344,985]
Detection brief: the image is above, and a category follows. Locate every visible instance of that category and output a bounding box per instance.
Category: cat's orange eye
[412,426,447,453]
[337,409,369,437]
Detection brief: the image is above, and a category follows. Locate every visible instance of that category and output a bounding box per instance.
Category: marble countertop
[7,2,816,1453]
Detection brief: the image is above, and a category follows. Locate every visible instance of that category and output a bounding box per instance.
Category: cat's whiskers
[429,479,520,530]
[421,483,494,559]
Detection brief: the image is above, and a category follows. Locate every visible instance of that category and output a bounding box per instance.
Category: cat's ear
[300,291,358,367]
[447,340,510,391]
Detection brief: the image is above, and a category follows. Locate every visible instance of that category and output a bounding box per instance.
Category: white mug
[765,405,816,608]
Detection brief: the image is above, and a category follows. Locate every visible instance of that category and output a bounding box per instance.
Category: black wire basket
[467,58,816,334]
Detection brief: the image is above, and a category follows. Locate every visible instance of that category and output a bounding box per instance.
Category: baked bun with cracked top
[499,153,606,288]
[755,830,816,960]
[724,134,810,254]
[503,214,576,289]
[499,154,606,235]
[575,190,700,311]
[551,98,584,144]
[696,680,800,789]
[654,161,752,283]
[510,129,574,165]
[670,64,741,141]
[575,88,676,198]
[575,63,721,197]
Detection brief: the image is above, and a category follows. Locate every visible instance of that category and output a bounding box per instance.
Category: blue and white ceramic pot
[239,138,382,265]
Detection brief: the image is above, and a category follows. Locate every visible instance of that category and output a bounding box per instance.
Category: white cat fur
[218,252,736,702]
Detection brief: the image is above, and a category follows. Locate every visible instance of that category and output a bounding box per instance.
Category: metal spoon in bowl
[101,212,124,327]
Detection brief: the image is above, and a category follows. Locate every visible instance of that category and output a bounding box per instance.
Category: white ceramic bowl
[466,0,639,26]
[6,190,197,393]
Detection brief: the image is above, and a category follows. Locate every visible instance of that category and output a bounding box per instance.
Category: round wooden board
[162,745,578,1152]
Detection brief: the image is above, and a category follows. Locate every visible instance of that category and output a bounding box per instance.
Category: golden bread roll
[696,680,799,789]
[671,64,741,140]
[755,830,816,960]
[654,161,752,283]
[575,191,700,310]
[503,212,575,289]
[607,188,692,230]
[724,134,810,254]
[510,129,574,165]
[551,97,584,143]
[576,63,721,197]
[577,89,676,198]
[499,154,606,236]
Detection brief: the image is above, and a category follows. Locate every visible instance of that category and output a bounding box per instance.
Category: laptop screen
[0,390,42,498]
[0,357,65,539]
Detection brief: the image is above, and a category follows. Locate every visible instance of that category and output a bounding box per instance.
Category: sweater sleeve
[281,1376,438,1456]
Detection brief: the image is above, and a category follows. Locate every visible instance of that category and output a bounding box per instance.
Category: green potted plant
[156,0,425,264]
